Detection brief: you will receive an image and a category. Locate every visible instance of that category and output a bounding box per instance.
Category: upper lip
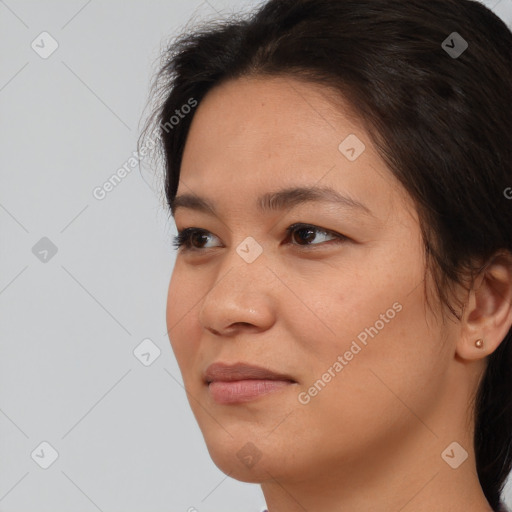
[204,362,296,384]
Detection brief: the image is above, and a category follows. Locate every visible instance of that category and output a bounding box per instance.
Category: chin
[208,446,273,483]
[199,428,281,483]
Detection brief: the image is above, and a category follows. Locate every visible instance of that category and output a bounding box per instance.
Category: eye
[285,223,347,247]
[172,228,221,251]
[172,223,348,252]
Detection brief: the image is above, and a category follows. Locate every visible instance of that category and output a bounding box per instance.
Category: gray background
[1,1,511,511]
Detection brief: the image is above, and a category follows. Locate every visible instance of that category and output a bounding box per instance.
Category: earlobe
[456,252,512,362]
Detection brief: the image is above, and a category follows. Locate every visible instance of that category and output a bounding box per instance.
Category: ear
[457,251,512,361]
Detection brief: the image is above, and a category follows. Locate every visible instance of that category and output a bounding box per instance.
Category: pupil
[193,232,207,247]
[296,228,315,244]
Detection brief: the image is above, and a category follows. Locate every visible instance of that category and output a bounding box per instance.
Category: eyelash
[172,223,348,252]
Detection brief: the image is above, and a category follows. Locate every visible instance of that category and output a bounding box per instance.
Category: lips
[204,362,297,405]
[203,361,296,384]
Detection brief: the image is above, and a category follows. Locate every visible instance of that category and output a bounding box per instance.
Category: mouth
[204,361,297,405]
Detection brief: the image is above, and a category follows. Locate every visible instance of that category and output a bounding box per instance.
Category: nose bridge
[198,242,276,333]
[215,233,271,290]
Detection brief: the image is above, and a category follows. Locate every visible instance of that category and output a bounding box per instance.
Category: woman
[141,0,512,510]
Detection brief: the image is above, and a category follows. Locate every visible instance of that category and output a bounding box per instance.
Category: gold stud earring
[475,338,484,349]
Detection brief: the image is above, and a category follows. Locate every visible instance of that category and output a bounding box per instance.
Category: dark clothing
[262,500,511,511]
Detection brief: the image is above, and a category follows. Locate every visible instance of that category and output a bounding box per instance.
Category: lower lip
[208,379,294,404]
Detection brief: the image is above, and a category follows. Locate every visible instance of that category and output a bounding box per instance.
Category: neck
[260,421,492,512]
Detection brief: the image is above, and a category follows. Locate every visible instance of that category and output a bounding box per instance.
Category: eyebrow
[170,186,374,218]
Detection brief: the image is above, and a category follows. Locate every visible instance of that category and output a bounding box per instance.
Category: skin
[166,75,512,512]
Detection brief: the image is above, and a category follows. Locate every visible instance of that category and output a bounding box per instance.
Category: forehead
[183,75,362,156]
[178,75,412,221]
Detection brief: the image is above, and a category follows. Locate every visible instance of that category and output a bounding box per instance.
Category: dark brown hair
[140,0,512,508]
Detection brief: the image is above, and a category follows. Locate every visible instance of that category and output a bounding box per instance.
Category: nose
[198,254,278,337]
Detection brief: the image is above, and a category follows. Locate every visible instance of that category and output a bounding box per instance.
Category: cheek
[297,261,445,429]
[287,291,444,473]
[166,266,203,373]
[296,238,442,406]
[288,246,424,362]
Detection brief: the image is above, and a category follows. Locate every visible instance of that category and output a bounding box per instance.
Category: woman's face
[167,76,457,486]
